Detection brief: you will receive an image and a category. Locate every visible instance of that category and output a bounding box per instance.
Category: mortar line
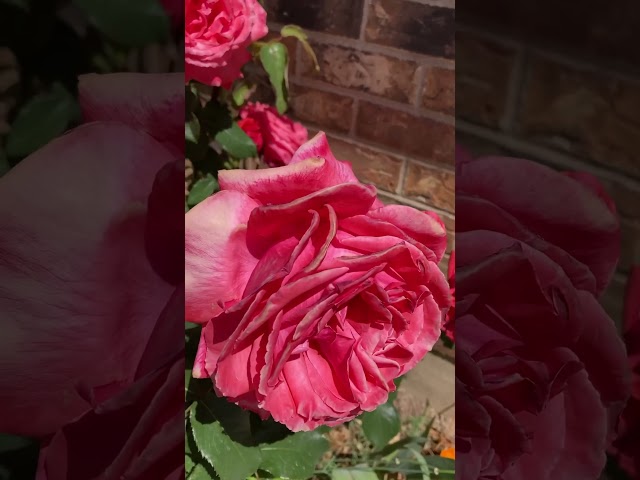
[348,98,360,137]
[413,64,427,110]
[396,158,409,195]
[358,0,371,41]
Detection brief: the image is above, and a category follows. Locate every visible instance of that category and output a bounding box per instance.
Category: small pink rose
[185,0,268,88]
[185,132,450,431]
[239,102,308,166]
[237,116,264,152]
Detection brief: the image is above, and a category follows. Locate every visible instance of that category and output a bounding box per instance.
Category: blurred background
[455,0,639,333]
[250,0,457,461]
[0,1,181,478]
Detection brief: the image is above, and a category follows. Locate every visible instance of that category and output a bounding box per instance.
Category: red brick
[289,85,354,133]
[365,0,454,58]
[456,31,516,128]
[403,162,455,213]
[422,67,455,115]
[300,43,419,104]
[355,101,454,166]
[325,136,403,192]
[264,0,365,38]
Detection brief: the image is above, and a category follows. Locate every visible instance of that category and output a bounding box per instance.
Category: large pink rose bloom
[455,147,630,480]
[185,133,450,431]
[238,102,309,167]
[0,73,182,437]
[185,0,268,88]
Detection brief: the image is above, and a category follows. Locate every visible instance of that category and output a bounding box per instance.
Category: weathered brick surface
[325,135,404,192]
[422,67,455,115]
[403,161,455,212]
[299,42,420,103]
[365,0,455,58]
[456,31,516,127]
[517,56,640,179]
[265,0,364,38]
[355,102,454,166]
[289,85,354,133]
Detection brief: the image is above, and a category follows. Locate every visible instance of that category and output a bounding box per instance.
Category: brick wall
[261,0,456,276]
[456,1,640,329]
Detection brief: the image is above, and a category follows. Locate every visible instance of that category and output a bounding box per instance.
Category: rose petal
[457,155,620,294]
[367,205,448,261]
[185,190,260,323]
[0,123,174,436]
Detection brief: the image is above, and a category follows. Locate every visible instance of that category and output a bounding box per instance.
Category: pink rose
[238,102,309,166]
[185,133,450,431]
[455,149,630,479]
[610,266,640,478]
[0,73,182,438]
[237,116,264,152]
[185,0,268,88]
[36,289,184,480]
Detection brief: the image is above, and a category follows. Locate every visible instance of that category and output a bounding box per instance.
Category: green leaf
[6,83,79,158]
[72,0,169,47]
[259,431,328,479]
[214,123,257,159]
[190,395,262,480]
[186,423,221,480]
[332,466,379,480]
[187,175,219,208]
[407,445,430,480]
[187,463,217,480]
[232,82,251,107]
[260,42,289,114]
[361,401,401,450]
[186,115,201,143]
[281,24,320,72]
[423,456,454,480]
[185,453,195,475]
